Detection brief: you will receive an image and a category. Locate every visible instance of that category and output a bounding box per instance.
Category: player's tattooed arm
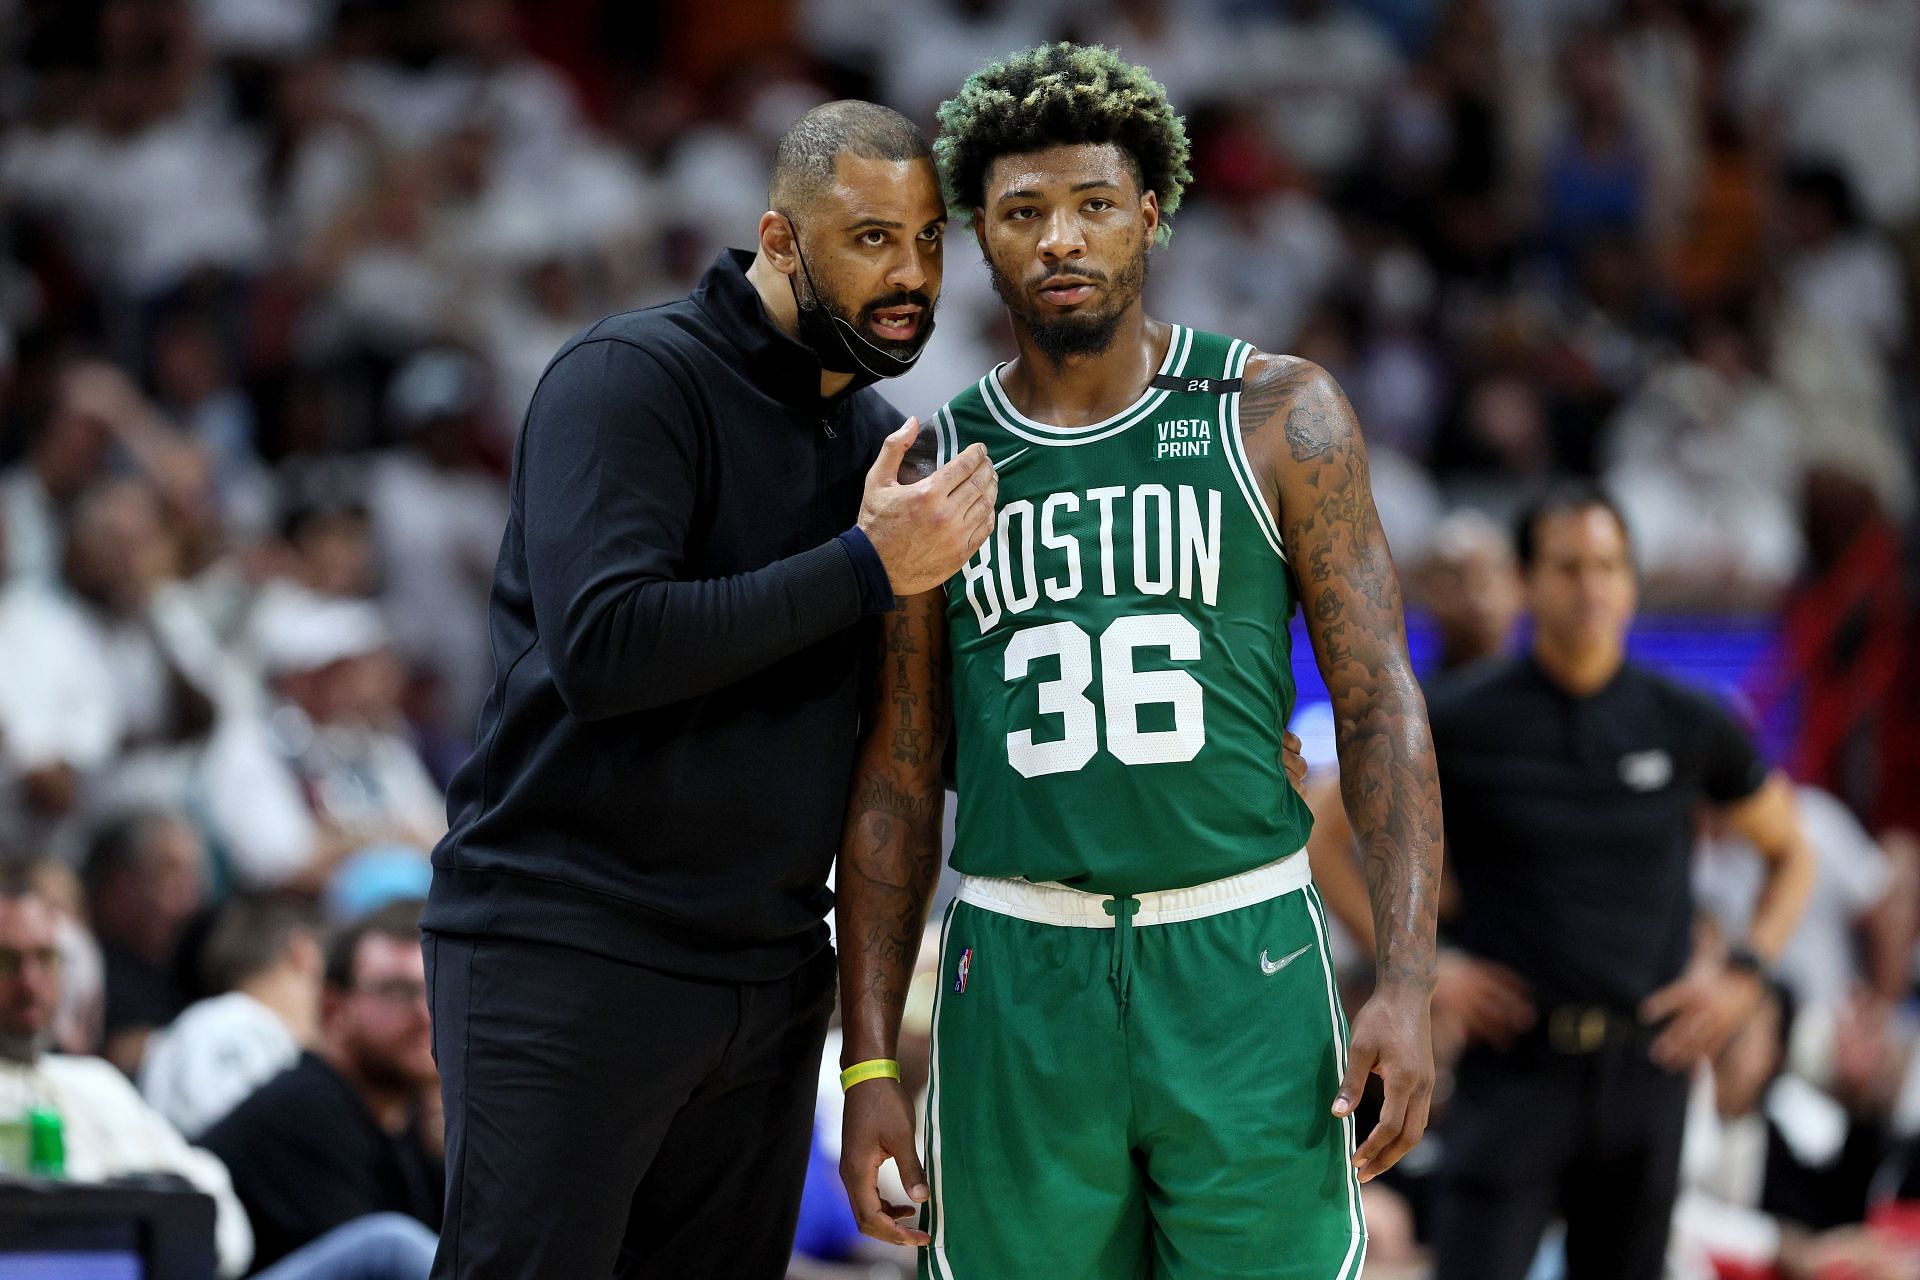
[837,582,950,1064]
[1246,353,1441,1179]
[1244,355,1440,990]
[835,583,948,1243]
[840,415,945,1048]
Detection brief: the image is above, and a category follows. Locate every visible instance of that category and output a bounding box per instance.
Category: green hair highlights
[934,42,1192,244]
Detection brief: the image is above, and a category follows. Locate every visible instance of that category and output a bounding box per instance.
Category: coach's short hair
[1513,482,1632,569]
[768,101,934,214]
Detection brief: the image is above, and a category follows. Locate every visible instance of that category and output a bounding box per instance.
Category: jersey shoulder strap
[930,371,995,468]
[1167,329,1291,566]
[933,328,1254,464]
[1148,355,1236,394]
[1147,327,1250,396]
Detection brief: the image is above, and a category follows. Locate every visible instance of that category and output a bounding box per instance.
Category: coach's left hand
[1333,982,1435,1183]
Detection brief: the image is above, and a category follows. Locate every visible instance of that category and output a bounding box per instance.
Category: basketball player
[835,44,1441,1278]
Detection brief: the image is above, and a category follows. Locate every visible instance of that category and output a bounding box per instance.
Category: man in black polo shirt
[1426,484,1815,1280]
[419,102,997,1278]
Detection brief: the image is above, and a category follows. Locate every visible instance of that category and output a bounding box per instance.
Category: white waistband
[956,850,1312,928]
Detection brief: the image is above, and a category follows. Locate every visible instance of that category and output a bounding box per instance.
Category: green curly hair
[934,43,1192,244]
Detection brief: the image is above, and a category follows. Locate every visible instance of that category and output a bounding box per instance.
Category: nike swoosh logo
[989,446,1031,470]
[1260,944,1313,976]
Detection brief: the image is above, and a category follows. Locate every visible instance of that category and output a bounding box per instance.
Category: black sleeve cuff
[836,527,897,615]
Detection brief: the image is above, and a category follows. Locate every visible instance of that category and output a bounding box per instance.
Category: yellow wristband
[839,1059,901,1091]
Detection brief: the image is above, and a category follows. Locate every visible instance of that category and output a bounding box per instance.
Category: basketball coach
[419,101,995,1278]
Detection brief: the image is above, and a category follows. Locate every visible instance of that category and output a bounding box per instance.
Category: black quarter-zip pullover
[424,249,901,979]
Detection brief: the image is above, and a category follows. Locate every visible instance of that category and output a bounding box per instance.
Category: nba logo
[955,948,972,993]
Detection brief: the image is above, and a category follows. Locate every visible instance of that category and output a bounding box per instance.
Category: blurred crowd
[0,0,1913,1276]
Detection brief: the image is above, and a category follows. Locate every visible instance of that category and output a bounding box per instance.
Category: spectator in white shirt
[17,860,107,1060]
[61,479,221,756]
[3,359,210,587]
[1695,785,1910,1014]
[0,872,254,1277]
[1734,0,1920,228]
[0,6,268,300]
[141,895,322,1140]
[2,360,121,585]
[200,589,443,891]
[0,871,433,1280]
[0,505,120,858]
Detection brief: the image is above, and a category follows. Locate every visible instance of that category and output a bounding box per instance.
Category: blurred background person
[83,807,208,1075]
[141,894,325,1139]
[202,900,442,1274]
[1414,510,1526,676]
[0,870,254,1277]
[0,506,120,858]
[1425,487,1815,1280]
[1696,786,1916,1016]
[1670,983,1920,1280]
[199,589,443,892]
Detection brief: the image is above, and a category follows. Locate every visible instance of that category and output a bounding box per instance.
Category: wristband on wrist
[839,1058,901,1092]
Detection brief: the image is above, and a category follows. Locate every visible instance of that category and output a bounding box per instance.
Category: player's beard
[990,240,1150,366]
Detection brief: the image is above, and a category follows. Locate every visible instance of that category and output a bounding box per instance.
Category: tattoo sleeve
[836,584,950,1066]
[1249,356,1442,991]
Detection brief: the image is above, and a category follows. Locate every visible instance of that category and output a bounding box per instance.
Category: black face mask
[784,217,936,387]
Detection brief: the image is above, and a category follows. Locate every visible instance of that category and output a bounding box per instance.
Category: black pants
[423,931,835,1279]
[1429,1036,1690,1280]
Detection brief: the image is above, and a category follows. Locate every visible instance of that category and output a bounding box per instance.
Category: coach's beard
[994,251,1149,365]
[786,226,936,386]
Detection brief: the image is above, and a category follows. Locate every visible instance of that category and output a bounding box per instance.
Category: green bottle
[27,1106,63,1178]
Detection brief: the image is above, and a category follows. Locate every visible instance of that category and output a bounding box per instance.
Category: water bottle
[26,1106,63,1178]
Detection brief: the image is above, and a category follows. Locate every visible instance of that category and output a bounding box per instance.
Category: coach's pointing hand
[859,417,998,597]
[841,1076,931,1247]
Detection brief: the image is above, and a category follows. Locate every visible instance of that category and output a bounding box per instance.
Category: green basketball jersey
[933,324,1314,895]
